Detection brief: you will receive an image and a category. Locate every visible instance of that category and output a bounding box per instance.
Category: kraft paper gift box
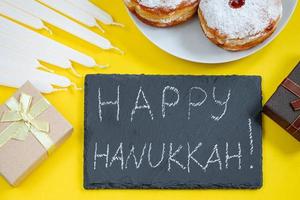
[0,82,73,186]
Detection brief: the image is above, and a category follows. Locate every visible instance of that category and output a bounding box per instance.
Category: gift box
[0,82,73,186]
[263,62,300,142]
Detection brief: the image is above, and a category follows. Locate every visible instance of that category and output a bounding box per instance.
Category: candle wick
[112,22,125,27]
[39,65,54,73]
[111,46,124,55]
[69,65,82,77]
[52,87,68,92]
[70,82,82,91]
[44,26,53,35]
[95,64,109,69]
[95,24,105,33]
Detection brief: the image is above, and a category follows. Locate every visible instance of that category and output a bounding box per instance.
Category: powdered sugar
[138,0,196,9]
[199,0,282,39]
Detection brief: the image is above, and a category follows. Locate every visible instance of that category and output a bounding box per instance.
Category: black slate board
[84,74,262,189]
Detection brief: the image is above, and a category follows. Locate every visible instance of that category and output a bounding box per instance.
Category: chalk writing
[98,86,120,122]
[248,118,254,169]
[168,143,186,172]
[248,118,254,155]
[93,141,246,172]
[125,143,147,169]
[97,85,233,122]
[131,86,154,121]
[109,142,124,170]
[148,143,165,168]
[225,142,242,170]
[162,86,180,118]
[211,87,231,121]
[203,144,222,171]
[93,142,109,170]
[188,87,207,120]
[187,142,203,173]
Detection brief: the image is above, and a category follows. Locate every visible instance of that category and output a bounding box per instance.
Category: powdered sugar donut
[125,0,199,27]
[198,0,282,51]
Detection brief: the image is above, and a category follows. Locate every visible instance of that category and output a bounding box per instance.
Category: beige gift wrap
[0,82,73,186]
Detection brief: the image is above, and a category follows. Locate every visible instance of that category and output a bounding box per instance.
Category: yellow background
[1,0,300,199]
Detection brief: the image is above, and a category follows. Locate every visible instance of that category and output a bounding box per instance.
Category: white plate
[127,1,298,63]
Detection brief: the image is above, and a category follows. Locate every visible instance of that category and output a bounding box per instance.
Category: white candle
[0,70,54,93]
[0,68,71,93]
[5,0,122,52]
[0,16,99,68]
[38,0,105,32]
[0,1,49,31]
[0,32,71,69]
[67,0,124,27]
[0,46,41,70]
[0,48,71,88]
[28,70,71,88]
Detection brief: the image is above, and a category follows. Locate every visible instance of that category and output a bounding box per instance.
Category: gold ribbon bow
[0,93,54,153]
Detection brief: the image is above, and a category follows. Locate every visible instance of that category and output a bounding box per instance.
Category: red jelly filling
[229,0,245,9]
